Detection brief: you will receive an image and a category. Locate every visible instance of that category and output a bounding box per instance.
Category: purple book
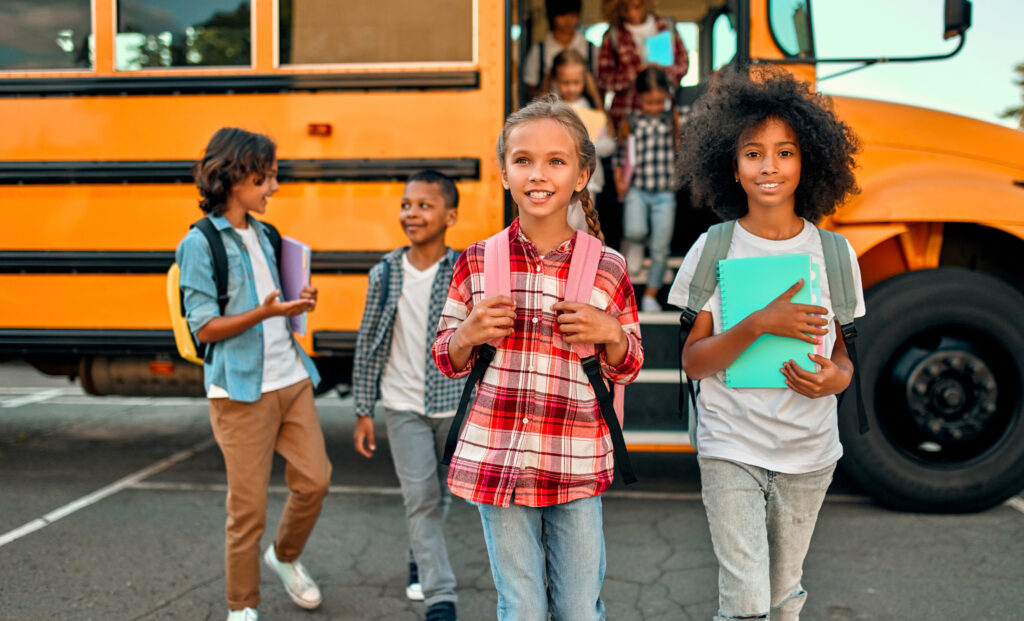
[280,236,311,335]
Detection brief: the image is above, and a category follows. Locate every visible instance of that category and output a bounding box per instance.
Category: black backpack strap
[537,40,546,88]
[258,220,283,273]
[192,218,229,316]
[442,344,496,466]
[581,356,637,485]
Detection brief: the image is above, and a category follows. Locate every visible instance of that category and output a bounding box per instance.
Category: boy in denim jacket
[352,170,465,621]
[176,128,330,621]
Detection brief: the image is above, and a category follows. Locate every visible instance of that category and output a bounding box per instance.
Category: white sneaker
[263,545,322,610]
[226,608,258,621]
[406,560,424,600]
[622,241,645,279]
[641,295,662,312]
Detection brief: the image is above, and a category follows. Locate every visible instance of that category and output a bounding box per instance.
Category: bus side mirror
[943,0,972,40]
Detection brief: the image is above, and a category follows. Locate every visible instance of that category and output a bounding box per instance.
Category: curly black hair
[676,67,859,223]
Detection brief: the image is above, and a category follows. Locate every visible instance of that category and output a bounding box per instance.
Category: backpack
[441,228,637,485]
[677,220,866,448]
[167,217,282,365]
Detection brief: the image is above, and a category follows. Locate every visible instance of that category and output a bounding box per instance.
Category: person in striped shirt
[432,94,644,620]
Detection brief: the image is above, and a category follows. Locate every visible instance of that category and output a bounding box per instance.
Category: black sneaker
[405,561,423,601]
[425,601,457,621]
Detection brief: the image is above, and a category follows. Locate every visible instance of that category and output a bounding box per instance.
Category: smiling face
[229,160,279,216]
[554,62,586,104]
[501,118,589,223]
[735,117,802,214]
[399,180,456,246]
[638,87,669,117]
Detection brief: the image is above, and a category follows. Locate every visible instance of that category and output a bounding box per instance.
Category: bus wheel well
[939,223,1024,293]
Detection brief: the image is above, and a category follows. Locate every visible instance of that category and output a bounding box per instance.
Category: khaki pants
[209,378,332,610]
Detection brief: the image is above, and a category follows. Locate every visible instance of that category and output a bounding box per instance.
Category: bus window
[0,0,92,70]
[768,0,814,58]
[279,0,473,65]
[115,0,251,71]
[711,11,737,72]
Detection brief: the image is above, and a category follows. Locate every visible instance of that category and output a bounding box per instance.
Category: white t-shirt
[624,14,659,56]
[667,219,866,473]
[208,226,307,398]
[380,253,453,417]
[522,31,595,88]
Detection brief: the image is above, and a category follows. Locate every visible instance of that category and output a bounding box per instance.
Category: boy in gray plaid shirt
[352,170,464,621]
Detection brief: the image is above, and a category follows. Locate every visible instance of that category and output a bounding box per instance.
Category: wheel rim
[880,330,1019,464]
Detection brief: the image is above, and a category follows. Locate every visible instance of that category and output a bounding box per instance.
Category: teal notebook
[645,31,674,66]
[718,253,822,388]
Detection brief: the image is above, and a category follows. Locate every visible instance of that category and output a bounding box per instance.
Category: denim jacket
[175,214,320,402]
[352,247,464,417]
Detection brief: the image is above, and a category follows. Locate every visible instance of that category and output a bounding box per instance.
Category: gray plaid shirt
[615,111,676,193]
[352,247,465,417]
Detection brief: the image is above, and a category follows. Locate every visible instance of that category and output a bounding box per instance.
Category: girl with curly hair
[667,68,864,621]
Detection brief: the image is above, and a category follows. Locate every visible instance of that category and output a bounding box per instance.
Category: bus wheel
[839,268,1024,512]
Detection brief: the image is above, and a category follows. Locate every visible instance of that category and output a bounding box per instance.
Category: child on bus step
[543,48,617,234]
[668,68,864,621]
[352,170,464,621]
[176,128,331,621]
[432,94,644,620]
[614,65,680,312]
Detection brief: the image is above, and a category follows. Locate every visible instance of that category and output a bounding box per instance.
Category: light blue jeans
[384,408,457,607]
[623,188,676,291]
[477,495,606,621]
[698,457,836,621]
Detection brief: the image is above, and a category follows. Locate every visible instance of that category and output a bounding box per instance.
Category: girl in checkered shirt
[432,94,644,620]
[614,65,681,312]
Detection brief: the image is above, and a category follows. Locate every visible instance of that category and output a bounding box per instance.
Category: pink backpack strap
[564,232,626,427]
[483,227,513,347]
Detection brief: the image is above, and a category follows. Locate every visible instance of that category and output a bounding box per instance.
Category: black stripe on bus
[0,328,177,355]
[0,251,386,274]
[0,158,480,185]
[0,328,357,355]
[0,71,479,98]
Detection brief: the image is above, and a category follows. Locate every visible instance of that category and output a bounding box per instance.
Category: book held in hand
[718,252,822,388]
[280,236,312,336]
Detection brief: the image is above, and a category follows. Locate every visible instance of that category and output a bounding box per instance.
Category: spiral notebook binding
[717,260,732,385]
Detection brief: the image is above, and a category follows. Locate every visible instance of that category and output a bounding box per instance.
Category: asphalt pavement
[0,362,1021,620]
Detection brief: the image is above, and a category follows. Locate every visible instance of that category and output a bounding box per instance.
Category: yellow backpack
[166,217,281,365]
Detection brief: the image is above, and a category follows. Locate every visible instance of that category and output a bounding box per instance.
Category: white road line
[0,437,216,549]
[1,387,68,408]
[1005,495,1024,515]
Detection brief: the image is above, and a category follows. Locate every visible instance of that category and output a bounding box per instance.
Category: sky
[812,0,1022,128]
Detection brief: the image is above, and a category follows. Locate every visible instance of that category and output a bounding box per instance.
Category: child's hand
[261,289,315,317]
[452,295,516,350]
[752,280,829,344]
[298,285,318,312]
[353,415,376,458]
[552,302,626,347]
[782,354,852,398]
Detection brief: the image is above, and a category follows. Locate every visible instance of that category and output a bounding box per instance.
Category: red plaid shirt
[597,15,689,130]
[432,220,643,508]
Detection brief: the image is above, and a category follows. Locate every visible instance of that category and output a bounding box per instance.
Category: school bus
[2,0,1023,513]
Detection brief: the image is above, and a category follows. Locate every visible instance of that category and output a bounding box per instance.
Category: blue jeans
[623,188,676,291]
[477,495,606,621]
[384,408,456,607]
[698,457,835,621]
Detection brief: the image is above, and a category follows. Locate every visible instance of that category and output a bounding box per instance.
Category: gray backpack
[677,221,866,447]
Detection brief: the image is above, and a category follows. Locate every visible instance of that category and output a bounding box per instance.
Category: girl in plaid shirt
[614,66,680,312]
[432,94,644,620]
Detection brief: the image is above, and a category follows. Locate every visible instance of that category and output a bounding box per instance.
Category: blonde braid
[578,189,605,244]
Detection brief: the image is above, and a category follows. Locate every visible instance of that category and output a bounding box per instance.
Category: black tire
[839,268,1024,512]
